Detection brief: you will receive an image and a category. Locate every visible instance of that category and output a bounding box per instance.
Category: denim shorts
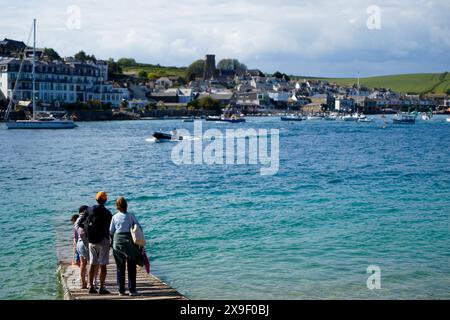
[76,240,89,260]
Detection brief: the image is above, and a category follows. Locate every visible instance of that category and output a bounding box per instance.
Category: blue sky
[0,0,448,77]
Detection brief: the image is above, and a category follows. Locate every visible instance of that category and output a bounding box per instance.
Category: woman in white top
[109,197,142,296]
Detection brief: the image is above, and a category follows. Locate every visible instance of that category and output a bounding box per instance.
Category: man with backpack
[76,191,112,294]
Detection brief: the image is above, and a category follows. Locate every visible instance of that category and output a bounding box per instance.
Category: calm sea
[0,116,449,299]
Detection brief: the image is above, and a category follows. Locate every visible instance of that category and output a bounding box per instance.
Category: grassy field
[122,64,186,79]
[307,72,450,94]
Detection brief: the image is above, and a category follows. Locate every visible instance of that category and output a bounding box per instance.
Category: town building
[0,38,27,57]
[203,54,216,80]
[0,57,123,107]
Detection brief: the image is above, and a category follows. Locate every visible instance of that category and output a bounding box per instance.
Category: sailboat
[5,19,77,129]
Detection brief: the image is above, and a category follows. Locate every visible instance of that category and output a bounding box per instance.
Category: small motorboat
[182,118,194,123]
[446,118,450,123]
[281,115,303,121]
[152,130,183,142]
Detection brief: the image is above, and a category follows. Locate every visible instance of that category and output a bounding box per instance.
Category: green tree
[217,58,247,73]
[273,71,283,79]
[74,50,96,62]
[188,96,222,112]
[43,48,61,61]
[74,50,88,62]
[186,59,205,81]
[138,70,148,79]
[107,58,123,77]
[117,58,137,66]
[147,73,159,81]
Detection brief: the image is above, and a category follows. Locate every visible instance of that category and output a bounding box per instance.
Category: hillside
[307,72,450,95]
[121,63,186,79]
[118,58,449,95]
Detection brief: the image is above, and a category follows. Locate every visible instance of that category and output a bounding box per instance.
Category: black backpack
[86,206,109,244]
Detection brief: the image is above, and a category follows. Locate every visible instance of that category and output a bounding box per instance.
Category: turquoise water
[0,116,449,299]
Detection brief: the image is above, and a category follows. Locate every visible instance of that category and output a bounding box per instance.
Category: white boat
[421,108,433,121]
[341,115,356,121]
[281,115,303,121]
[446,118,450,123]
[358,117,374,123]
[5,19,77,130]
[6,118,78,129]
[307,115,323,121]
[392,113,416,124]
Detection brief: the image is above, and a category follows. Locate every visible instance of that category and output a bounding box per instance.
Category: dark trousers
[113,250,137,293]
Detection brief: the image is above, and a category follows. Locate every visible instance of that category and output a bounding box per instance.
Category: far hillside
[117,58,186,79]
[305,73,450,95]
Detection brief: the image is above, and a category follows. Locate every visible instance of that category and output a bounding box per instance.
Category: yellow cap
[96,191,107,203]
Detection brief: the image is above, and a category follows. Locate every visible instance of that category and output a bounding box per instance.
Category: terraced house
[0,57,123,106]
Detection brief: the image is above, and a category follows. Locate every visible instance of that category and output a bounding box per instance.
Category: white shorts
[89,238,110,265]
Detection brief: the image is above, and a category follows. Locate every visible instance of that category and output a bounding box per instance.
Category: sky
[0,0,448,77]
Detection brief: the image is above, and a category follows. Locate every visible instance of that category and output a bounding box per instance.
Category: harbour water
[0,116,449,299]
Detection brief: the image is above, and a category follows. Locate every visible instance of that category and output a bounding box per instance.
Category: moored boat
[392,114,416,124]
[341,115,356,121]
[357,117,374,123]
[5,19,77,130]
[206,115,246,123]
[6,118,77,129]
[306,115,323,121]
[281,115,303,121]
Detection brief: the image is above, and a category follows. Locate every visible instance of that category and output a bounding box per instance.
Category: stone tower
[203,54,216,80]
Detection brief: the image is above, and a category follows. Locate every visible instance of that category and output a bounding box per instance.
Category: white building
[334,96,356,112]
[0,57,123,107]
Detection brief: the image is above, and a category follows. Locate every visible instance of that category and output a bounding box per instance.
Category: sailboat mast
[357,72,360,95]
[32,18,36,120]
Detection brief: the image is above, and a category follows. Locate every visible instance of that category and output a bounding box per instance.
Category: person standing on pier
[110,197,142,296]
[77,191,112,294]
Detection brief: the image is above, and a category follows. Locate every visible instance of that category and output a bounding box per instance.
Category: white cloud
[0,0,448,76]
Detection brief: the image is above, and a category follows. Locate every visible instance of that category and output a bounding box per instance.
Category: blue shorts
[76,240,90,260]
